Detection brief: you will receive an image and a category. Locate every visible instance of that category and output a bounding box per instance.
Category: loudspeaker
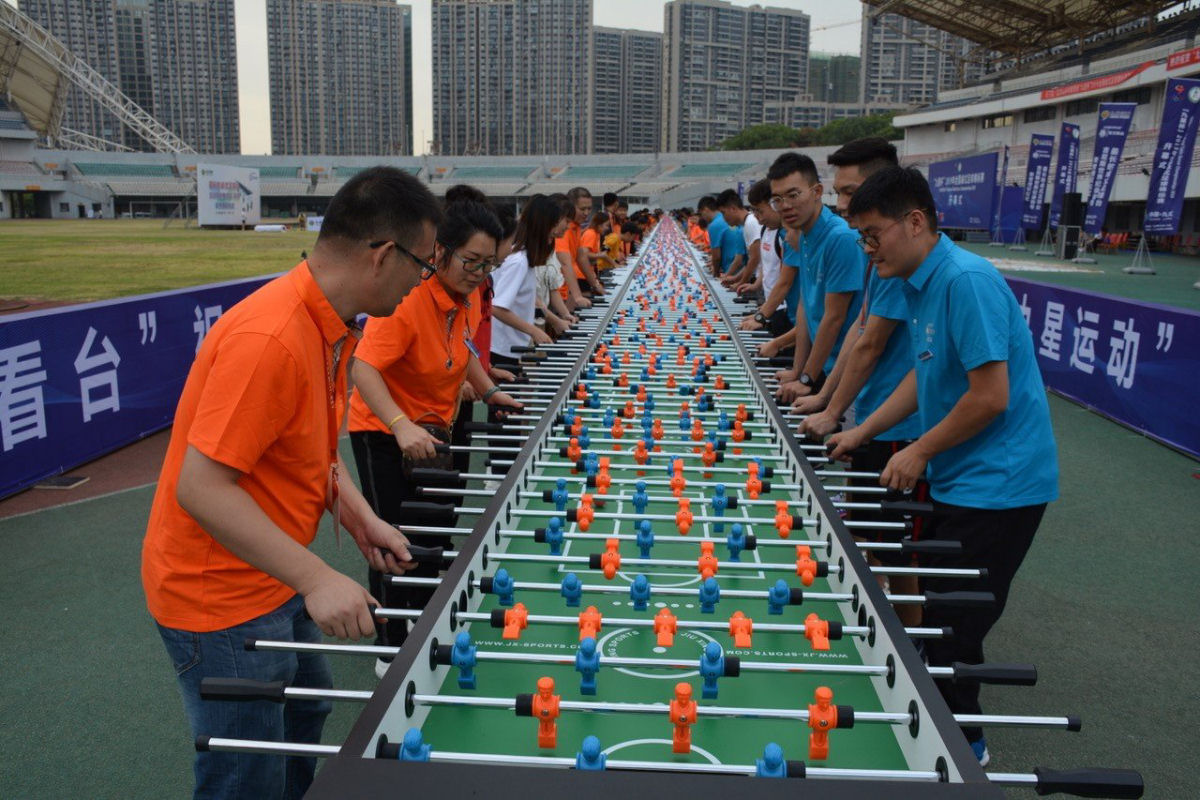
[1057,192,1083,259]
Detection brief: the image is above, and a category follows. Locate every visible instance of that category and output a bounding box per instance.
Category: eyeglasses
[856,212,913,251]
[370,240,438,279]
[768,187,812,211]
[451,248,499,275]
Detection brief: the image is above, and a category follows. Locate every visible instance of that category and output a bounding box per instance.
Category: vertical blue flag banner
[1048,122,1081,228]
[928,151,998,229]
[1083,102,1136,233]
[1144,78,1200,235]
[0,274,277,499]
[1008,277,1200,460]
[1020,134,1056,229]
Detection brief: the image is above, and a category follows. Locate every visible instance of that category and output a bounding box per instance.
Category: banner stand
[1122,237,1156,275]
[1008,228,1028,251]
[1034,228,1055,256]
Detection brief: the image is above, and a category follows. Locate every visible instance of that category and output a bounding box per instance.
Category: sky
[4,0,865,154]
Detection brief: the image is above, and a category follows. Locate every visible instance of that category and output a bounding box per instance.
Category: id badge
[465,338,481,359]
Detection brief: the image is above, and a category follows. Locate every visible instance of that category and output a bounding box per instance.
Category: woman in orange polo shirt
[581,211,619,272]
[348,200,521,663]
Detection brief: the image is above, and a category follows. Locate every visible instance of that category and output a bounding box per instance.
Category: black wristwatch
[799,372,815,387]
[753,312,768,325]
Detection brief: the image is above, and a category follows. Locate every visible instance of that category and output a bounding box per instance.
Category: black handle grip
[431,443,452,455]
[200,677,287,703]
[947,662,1037,686]
[404,544,446,564]
[509,345,538,354]
[922,591,995,609]
[878,499,935,516]
[396,501,456,525]
[407,468,463,485]
[900,539,962,556]
[1032,767,1143,798]
[463,421,509,433]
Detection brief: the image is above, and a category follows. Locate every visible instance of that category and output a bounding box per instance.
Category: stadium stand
[72,162,176,178]
[443,165,538,181]
[663,162,758,179]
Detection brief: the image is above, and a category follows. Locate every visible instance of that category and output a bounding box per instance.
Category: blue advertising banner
[1048,122,1081,228]
[1020,134,1055,229]
[1083,102,1136,233]
[1007,277,1200,460]
[0,274,278,499]
[1144,77,1200,234]
[929,151,998,229]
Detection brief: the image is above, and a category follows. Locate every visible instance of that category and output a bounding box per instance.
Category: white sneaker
[375,657,392,679]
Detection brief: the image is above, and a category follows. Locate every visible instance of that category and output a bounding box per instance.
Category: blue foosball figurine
[551,478,570,512]
[635,520,655,558]
[710,483,728,533]
[544,517,565,556]
[452,631,477,689]
[726,523,746,562]
[576,735,607,771]
[631,481,650,515]
[629,574,652,611]
[561,572,583,607]
[767,578,790,615]
[575,636,600,695]
[756,742,786,778]
[699,640,724,699]
[698,576,720,613]
[492,568,515,606]
[400,729,431,762]
[578,426,591,449]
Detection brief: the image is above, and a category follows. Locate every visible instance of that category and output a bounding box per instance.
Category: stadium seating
[253,165,302,178]
[553,164,648,182]
[0,160,42,177]
[445,165,537,181]
[663,163,757,179]
[73,162,176,178]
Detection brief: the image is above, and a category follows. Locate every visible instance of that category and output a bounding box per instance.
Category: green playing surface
[417,385,911,773]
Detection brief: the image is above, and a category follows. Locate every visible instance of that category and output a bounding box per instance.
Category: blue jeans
[156,594,333,800]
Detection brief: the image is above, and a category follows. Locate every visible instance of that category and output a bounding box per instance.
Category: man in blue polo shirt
[697,195,729,278]
[829,165,1059,767]
[766,152,866,402]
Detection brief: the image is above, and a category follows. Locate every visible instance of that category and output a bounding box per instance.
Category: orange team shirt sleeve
[581,228,601,253]
[187,332,300,474]
[352,307,415,376]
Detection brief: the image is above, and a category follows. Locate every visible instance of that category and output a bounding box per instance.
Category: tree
[718,124,814,151]
[812,113,902,146]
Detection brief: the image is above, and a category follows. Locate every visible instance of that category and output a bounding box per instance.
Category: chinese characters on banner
[1144,78,1200,235]
[928,151,998,229]
[1010,277,1200,459]
[0,275,277,498]
[1083,103,1136,234]
[1020,134,1056,229]
[1048,123,1081,229]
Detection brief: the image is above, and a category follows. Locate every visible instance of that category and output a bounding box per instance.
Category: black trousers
[349,429,457,649]
[920,500,1047,742]
[848,439,920,567]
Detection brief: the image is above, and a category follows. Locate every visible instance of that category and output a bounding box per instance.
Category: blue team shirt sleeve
[823,232,866,295]
[946,271,1011,371]
[868,272,908,321]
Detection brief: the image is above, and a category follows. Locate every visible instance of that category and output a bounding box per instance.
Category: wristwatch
[799,372,815,387]
[753,312,768,325]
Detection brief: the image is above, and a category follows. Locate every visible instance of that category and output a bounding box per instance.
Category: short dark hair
[616,200,628,210]
[715,188,742,209]
[602,192,618,206]
[746,178,771,206]
[621,222,640,236]
[567,186,592,204]
[513,194,563,268]
[847,166,938,234]
[696,195,719,212]
[443,183,489,205]
[437,200,503,269]
[549,192,575,221]
[766,152,820,186]
[495,207,517,240]
[827,138,899,179]
[318,166,441,248]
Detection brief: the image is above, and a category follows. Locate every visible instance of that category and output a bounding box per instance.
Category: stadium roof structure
[862,0,1183,58]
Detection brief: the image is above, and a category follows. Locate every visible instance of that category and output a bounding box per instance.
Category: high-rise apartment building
[268,0,413,156]
[860,10,984,106]
[661,0,810,153]
[808,52,860,104]
[21,0,239,152]
[431,0,592,156]
[591,27,662,154]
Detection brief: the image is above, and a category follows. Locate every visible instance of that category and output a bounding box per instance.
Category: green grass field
[0,219,317,304]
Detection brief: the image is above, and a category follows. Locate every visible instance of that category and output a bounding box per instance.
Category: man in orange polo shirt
[141,167,440,799]
[555,187,604,308]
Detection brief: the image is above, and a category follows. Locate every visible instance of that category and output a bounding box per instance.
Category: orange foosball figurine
[578,605,603,640]
[670,469,687,497]
[808,686,837,760]
[701,441,718,475]
[745,471,762,500]
[575,495,595,531]
[617,372,629,388]
[795,545,821,586]
[633,439,651,467]
[623,400,636,419]
[654,607,678,646]
[502,603,529,640]
[600,538,621,579]
[675,498,694,535]
[570,416,584,437]
[636,386,648,403]
[804,612,831,651]
[595,468,612,495]
[774,500,793,539]
[532,677,561,749]
[697,540,718,579]
[735,403,749,423]
[669,682,698,754]
[650,419,665,441]
[610,419,625,448]
[567,437,582,466]
[690,418,705,447]
[666,374,677,389]
[714,375,726,390]
[728,610,753,648]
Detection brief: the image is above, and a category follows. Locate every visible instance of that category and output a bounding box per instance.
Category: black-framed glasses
[856,211,913,251]
[369,240,438,279]
[450,248,500,275]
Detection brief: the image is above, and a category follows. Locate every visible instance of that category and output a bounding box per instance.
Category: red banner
[1168,46,1200,72]
[1040,61,1154,100]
